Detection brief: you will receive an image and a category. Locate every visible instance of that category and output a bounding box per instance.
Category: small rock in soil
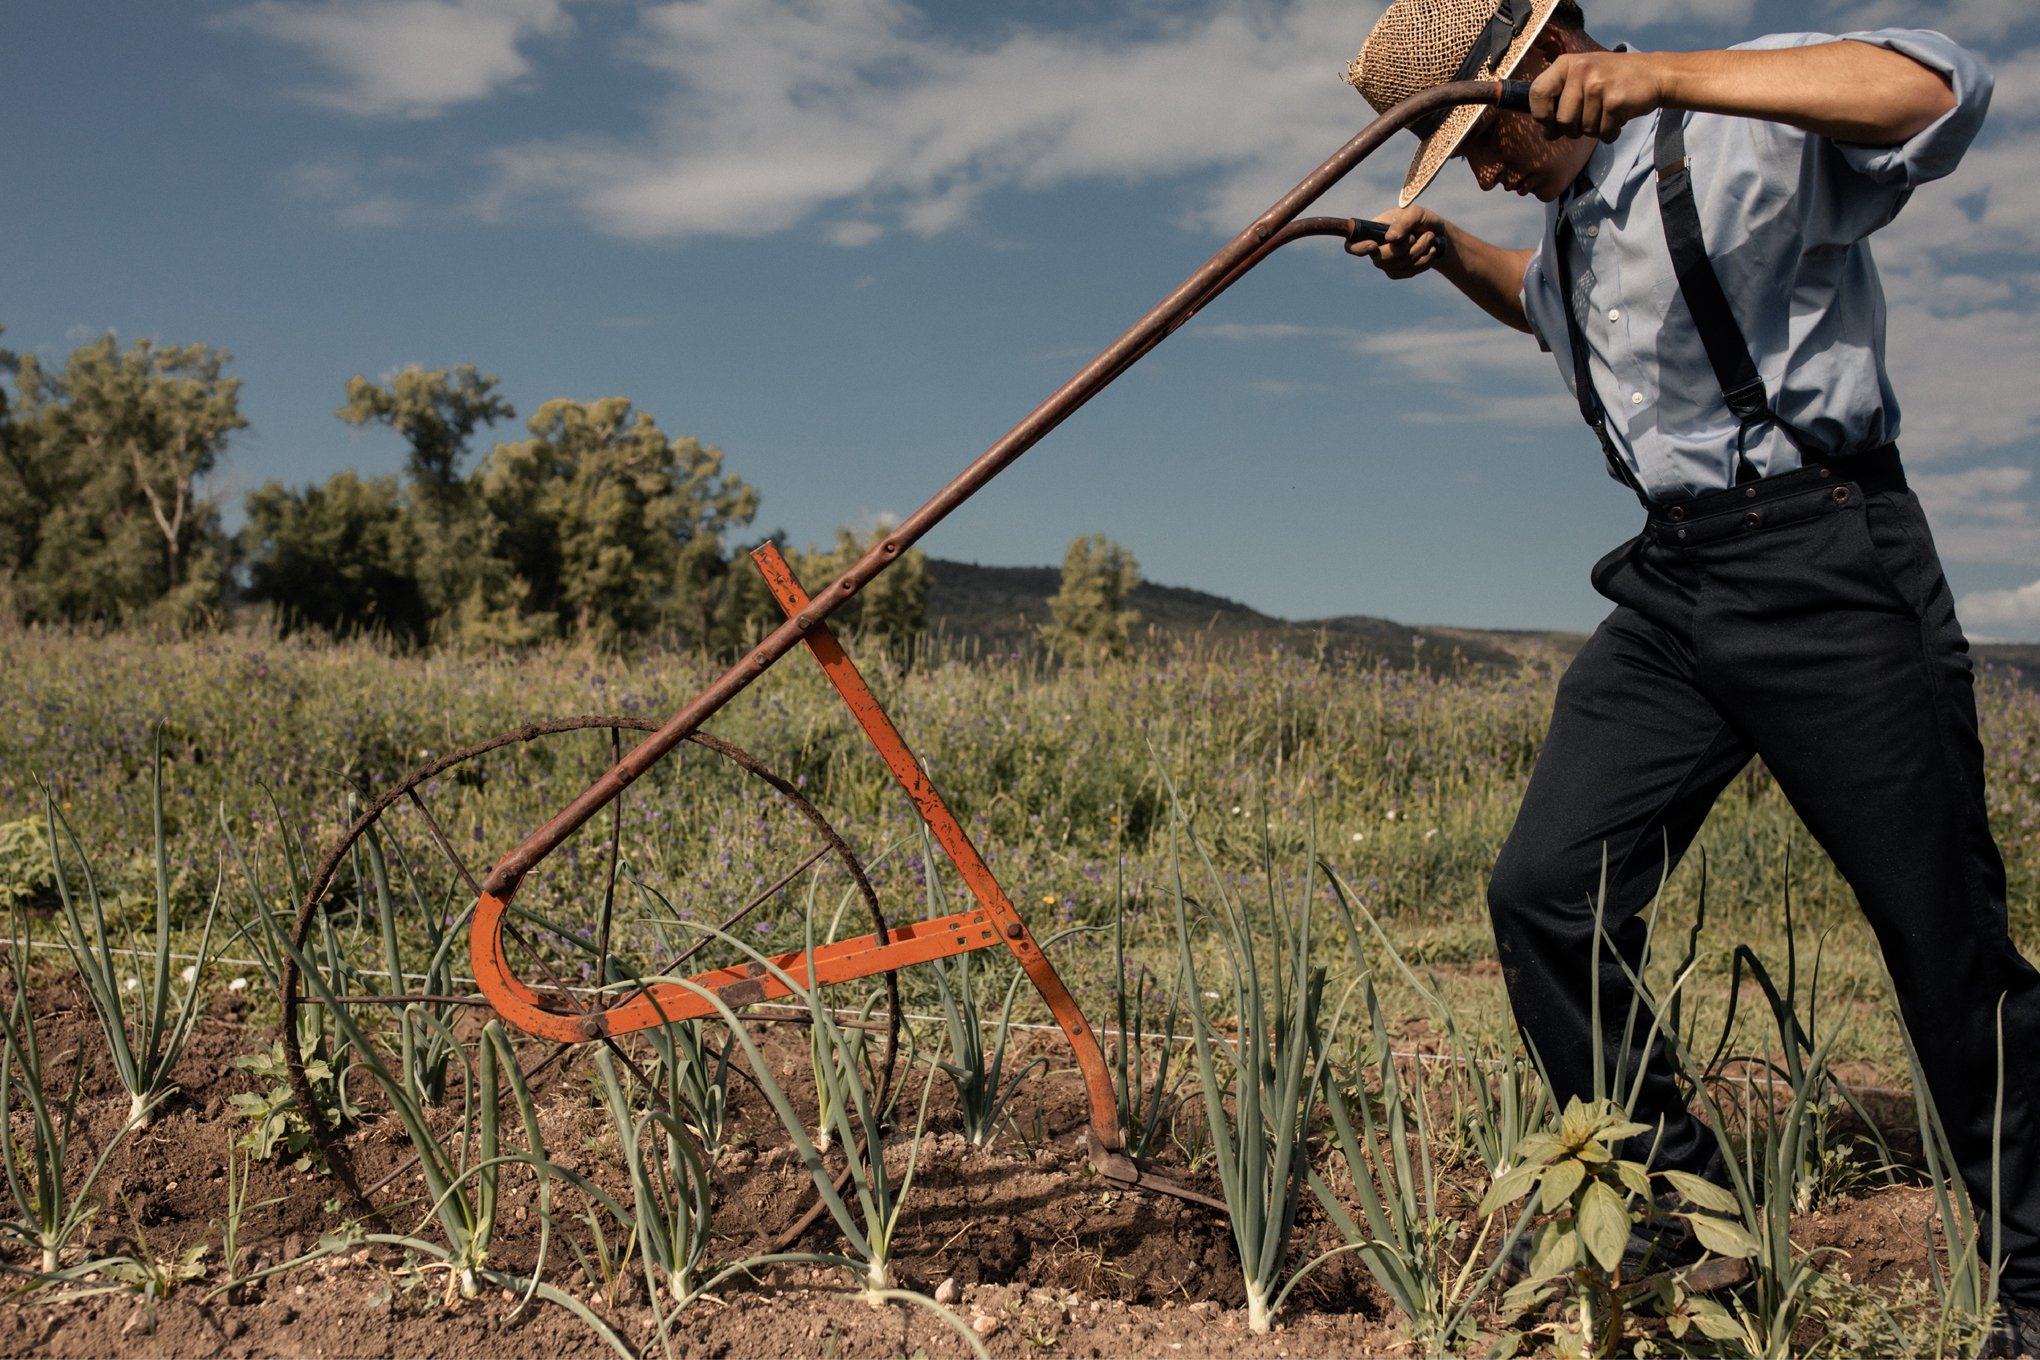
[934,1277,957,1305]
[971,1314,1002,1337]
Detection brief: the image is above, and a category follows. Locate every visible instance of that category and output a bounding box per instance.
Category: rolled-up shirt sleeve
[1828,28,1993,186]
[1734,31,1990,187]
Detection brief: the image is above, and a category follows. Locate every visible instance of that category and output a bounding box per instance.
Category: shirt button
[1607,308,1621,322]
[1586,225,1599,237]
[1630,392,1645,405]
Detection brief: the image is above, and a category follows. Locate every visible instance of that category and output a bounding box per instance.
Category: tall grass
[6,629,2035,1084]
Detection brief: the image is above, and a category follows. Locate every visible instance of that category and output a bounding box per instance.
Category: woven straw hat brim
[1347,0,1564,207]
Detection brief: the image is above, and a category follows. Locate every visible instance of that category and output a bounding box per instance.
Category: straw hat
[1346,0,1564,206]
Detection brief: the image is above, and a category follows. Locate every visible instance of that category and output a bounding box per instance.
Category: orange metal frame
[472,544,1126,1147]
[467,83,1523,1199]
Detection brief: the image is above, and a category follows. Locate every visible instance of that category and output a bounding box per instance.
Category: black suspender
[1652,113,1768,485]
[1557,110,1804,496]
[1552,210,1648,503]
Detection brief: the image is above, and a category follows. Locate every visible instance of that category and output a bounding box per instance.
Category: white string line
[8,937,1915,1100]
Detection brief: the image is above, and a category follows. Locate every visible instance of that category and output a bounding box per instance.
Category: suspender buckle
[1723,379,1769,423]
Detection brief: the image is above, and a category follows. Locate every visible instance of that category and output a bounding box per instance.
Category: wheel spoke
[403,785,482,905]
[502,915,592,1016]
[649,840,834,980]
[594,725,623,986]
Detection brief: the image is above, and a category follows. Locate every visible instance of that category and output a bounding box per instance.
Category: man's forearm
[1536,41,1957,147]
[1655,42,1955,144]
[1440,227,1535,333]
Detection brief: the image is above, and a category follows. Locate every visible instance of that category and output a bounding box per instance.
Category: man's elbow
[1852,42,1959,143]
[1898,64,1959,139]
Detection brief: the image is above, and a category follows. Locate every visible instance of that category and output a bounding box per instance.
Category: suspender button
[1832,486,1851,505]
[1742,510,1762,530]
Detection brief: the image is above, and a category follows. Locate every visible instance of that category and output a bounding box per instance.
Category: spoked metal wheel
[279,714,901,1224]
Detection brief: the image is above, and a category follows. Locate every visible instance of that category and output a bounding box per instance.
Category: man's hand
[1529,50,1667,142]
[1346,205,1449,278]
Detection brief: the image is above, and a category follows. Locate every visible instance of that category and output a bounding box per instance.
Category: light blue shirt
[1520,30,1992,502]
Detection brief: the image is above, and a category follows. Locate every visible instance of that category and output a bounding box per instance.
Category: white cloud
[826,220,886,248]
[216,0,574,119]
[1597,0,1762,29]
[1819,0,2032,46]
[1351,324,1557,383]
[224,0,2040,457]
[481,0,1397,242]
[282,157,411,225]
[1349,324,1574,428]
[1986,46,2040,123]
[1198,322,1333,343]
[1911,464,2040,566]
[1956,577,2040,635]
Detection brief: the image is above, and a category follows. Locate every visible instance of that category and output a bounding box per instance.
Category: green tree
[337,365,514,621]
[337,364,513,505]
[789,523,930,662]
[2,334,242,626]
[1043,533,1141,659]
[0,326,26,620]
[241,472,431,643]
[473,397,759,649]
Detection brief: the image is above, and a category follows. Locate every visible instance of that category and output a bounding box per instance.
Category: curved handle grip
[1346,217,1391,247]
[1497,78,1533,113]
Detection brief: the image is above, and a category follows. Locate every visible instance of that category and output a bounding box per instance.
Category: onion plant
[639,1008,732,1155]
[1311,965,1513,1353]
[220,804,361,1100]
[798,869,873,1155]
[919,827,1084,1147]
[219,813,364,1165]
[1107,858,1185,1159]
[41,736,221,1129]
[1322,866,1548,1176]
[0,907,143,1277]
[591,1043,711,1305]
[1893,990,2004,1358]
[209,1126,283,1302]
[277,925,625,1351]
[644,921,935,1300]
[354,819,462,1108]
[927,944,1047,1147]
[1593,886,1854,1356]
[1164,804,1359,1334]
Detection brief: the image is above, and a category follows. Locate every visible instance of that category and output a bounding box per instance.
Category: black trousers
[1489,452,2040,1300]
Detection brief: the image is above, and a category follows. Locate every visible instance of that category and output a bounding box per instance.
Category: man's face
[1458,106,1596,202]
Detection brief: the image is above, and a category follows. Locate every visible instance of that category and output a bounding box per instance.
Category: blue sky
[7,0,2040,636]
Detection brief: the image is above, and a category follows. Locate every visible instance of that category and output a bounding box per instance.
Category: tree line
[0,325,1139,656]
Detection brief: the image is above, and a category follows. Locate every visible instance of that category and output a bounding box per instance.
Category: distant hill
[923,558,2040,679]
[1978,643,2040,686]
[923,559,1565,671]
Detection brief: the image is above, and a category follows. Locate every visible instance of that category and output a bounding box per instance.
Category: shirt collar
[1563,45,1657,215]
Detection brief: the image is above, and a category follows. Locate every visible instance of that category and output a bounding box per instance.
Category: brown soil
[0,962,1954,1359]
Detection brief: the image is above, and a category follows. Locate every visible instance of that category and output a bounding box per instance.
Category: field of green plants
[3,626,2039,1357]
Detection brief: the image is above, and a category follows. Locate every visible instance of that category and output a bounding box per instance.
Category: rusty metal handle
[479,77,1518,900]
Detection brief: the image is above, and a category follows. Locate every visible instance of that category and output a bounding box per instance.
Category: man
[1345,0,2038,1344]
